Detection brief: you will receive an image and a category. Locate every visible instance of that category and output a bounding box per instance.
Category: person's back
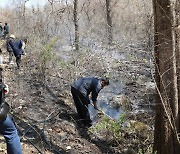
[0,23,3,38]
[0,49,3,64]
[72,77,100,98]
[3,23,9,39]
[6,34,15,64]
[71,76,109,127]
[4,23,9,33]
[0,24,2,31]
[0,42,2,64]
[13,40,24,57]
[6,37,14,52]
[12,39,26,68]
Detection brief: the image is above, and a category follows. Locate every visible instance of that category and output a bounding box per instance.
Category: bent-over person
[71,77,109,127]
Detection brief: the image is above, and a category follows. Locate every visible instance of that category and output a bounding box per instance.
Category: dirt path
[0,41,117,154]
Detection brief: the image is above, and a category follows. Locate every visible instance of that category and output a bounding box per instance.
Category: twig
[35,109,60,123]
[12,118,44,154]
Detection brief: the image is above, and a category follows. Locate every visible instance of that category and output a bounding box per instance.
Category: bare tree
[174,0,180,131]
[153,0,180,153]
[73,0,79,51]
[22,0,29,21]
[105,0,113,45]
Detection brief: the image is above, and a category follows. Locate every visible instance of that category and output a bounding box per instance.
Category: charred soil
[0,41,154,154]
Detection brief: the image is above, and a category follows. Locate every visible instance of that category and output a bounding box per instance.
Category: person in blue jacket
[13,39,27,69]
[8,37,27,69]
[71,77,109,127]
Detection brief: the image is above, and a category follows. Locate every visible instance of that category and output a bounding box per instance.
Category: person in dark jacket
[12,39,27,69]
[71,77,109,127]
[0,22,3,38]
[6,34,15,64]
[3,23,9,39]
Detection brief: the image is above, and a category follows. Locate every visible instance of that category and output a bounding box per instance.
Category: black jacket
[0,25,2,31]
[71,77,102,102]
[4,25,9,34]
[6,37,14,52]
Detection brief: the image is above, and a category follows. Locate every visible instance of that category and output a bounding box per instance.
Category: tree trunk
[73,0,79,51]
[105,0,113,45]
[153,0,180,153]
[175,0,180,132]
[23,0,30,22]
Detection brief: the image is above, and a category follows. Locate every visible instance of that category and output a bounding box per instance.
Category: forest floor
[0,40,155,154]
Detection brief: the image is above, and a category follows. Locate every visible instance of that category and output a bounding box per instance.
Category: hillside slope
[0,40,117,154]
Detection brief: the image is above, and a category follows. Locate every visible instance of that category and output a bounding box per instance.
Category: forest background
[0,0,164,154]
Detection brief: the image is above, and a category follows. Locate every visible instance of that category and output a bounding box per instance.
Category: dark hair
[101,77,109,85]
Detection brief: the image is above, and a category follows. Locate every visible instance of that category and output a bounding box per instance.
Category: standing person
[12,39,27,69]
[0,40,3,64]
[6,34,15,64]
[0,68,22,154]
[0,22,3,38]
[71,77,109,127]
[0,47,3,64]
[3,23,9,39]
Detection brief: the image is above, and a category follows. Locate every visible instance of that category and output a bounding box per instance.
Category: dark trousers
[3,32,8,39]
[71,86,92,125]
[16,56,21,69]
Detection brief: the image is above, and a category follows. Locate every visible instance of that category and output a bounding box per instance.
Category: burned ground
[0,41,154,154]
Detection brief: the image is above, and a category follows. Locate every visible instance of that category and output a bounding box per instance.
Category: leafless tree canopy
[0,0,153,49]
